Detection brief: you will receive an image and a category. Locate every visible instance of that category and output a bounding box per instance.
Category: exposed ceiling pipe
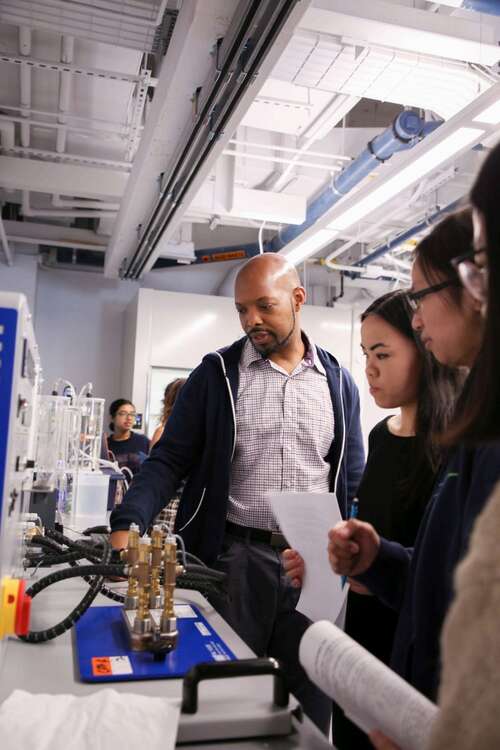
[52,195,121,211]
[0,214,13,266]
[228,138,351,162]
[19,27,31,148]
[318,258,409,283]
[222,148,344,172]
[433,1,500,15]
[352,197,464,270]
[0,102,134,131]
[269,111,443,253]
[324,176,437,263]
[178,112,443,271]
[56,36,74,154]
[0,113,127,141]
[5,232,107,253]
[22,191,117,219]
[266,94,359,194]
[0,121,15,150]
[120,0,305,279]
[5,145,131,170]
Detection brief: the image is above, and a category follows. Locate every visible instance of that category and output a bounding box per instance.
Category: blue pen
[341,497,359,589]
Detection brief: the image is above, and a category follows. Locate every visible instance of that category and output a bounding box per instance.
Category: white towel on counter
[0,688,180,750]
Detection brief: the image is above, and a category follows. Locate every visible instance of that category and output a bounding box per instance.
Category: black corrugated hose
[19,541,124,643]
[20,531,228,643]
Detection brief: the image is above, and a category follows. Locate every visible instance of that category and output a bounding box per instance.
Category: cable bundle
[21,529,227,643]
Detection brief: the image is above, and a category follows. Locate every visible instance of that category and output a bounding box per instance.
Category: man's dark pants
[211,531,331,735]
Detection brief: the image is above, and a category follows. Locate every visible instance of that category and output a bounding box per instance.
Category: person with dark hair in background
[107,399,149,477]
[328,206,500,713]
[150,379,187,449]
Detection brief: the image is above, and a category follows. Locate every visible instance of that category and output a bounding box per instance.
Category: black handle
[181,657,289,714]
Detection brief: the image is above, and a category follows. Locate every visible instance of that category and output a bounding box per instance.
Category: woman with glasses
[107,398,150,477]
[369,146,500,750]
[421,141,500,750]
[407,209,483,369]
[326,290,460,750]
[328,207,500,715]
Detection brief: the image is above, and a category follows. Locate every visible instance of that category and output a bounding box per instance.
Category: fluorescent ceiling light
[327,127,483,233]
[473,101,500,125]
[282,228,339,265]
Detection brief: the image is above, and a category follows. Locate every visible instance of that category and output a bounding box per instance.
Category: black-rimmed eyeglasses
[406,280,459,312]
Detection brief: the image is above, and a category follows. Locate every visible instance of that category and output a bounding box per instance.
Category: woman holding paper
[329,158,500,724]
[369,141,500,750]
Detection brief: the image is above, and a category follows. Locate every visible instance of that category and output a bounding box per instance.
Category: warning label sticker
[91,655,133,677]
[91,657,112,676]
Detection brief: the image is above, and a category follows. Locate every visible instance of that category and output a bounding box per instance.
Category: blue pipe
[352,198,463,271]
[462,1,500,16]
[269,112,442,253]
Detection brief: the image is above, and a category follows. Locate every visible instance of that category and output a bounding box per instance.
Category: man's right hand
[328,519,380,577]
[110,529,129,550]
[282,548,305,588]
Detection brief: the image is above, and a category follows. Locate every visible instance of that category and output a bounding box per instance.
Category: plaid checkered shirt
[227,334,335,531]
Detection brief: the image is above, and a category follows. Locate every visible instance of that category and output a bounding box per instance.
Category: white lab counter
[0,578,333,749]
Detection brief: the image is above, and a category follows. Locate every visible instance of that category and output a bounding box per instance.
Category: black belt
[225,521,288,549]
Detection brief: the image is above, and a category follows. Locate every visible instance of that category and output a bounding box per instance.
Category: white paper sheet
[0,688,181,750]
[300,621,438,750]
[267,491,346,624]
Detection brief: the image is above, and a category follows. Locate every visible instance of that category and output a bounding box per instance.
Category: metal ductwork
[190,111,443,266]
[121,0,302,280]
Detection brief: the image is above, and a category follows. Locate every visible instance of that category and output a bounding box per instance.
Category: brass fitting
[122,523,140,566]
[161,537,177,630]
[149,526,164,608]
[133,538,152,630]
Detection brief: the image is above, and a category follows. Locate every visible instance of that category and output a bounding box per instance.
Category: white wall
[34,267,139,406]
[0,253,38,312]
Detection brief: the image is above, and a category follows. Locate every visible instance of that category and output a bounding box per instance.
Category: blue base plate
[74,604,236,683]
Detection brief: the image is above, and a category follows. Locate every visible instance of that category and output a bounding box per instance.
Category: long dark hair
[109,398,134,433]
[361,290,462,504]
[443,143,500,444]
[415,208,472,302]
[160,379,186,424]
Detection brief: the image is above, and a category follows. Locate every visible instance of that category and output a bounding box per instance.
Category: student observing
[107,399,149,477]
[150,378,186,449]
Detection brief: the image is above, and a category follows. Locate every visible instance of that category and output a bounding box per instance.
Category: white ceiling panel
[272,31,492,119]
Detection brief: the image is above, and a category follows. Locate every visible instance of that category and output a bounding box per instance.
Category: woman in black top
[331,290,462,749]
[281,289,463,748]
[107,398,150,477]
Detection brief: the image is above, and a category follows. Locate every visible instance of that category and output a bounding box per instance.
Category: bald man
[110,253,364,733]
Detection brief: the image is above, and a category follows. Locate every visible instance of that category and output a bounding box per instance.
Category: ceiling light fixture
[327,127,483,233]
